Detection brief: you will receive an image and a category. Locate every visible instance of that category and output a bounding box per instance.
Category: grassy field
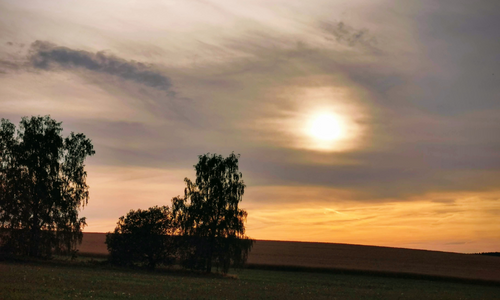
[79,233,500,282]
[1,259,500,300]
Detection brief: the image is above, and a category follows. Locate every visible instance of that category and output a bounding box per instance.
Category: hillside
[78,233,500,283]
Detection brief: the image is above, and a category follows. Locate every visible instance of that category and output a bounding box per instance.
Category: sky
[1,0,499,253]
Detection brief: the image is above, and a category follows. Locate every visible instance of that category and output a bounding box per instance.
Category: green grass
[1,259,500,300]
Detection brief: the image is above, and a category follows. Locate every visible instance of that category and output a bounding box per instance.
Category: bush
[106,206,179,269]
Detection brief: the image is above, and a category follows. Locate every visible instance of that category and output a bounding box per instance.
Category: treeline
[476,252,500,257]
[106,153,254,273]
[0,116,253,274]
[106,204,253,273]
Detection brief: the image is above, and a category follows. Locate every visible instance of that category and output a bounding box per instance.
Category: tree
[106,206,179,269]
[172,153,253,274]
[0,116,94,258]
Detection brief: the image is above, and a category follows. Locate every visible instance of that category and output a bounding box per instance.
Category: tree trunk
[205,237,213,273]
[148,258,156,270]
[206,232,216,273]
[30,210,40,257]
[206,254,212,273]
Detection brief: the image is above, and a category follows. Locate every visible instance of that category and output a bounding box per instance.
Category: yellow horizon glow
[81,168,500,253]
[243,186,500,253]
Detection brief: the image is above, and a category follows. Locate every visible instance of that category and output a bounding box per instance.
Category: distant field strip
[79,233,500,283]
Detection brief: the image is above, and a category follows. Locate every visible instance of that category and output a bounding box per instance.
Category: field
[2,259,500,300]
[79,233,500,282]
[3,232,499,299]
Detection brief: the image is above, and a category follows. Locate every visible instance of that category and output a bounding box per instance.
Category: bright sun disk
[308,113,344,142]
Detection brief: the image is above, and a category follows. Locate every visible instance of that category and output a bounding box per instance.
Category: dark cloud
[28,41,171,91]
[321,21,378,51]
[5,41,24,48]
[236,143,500,201]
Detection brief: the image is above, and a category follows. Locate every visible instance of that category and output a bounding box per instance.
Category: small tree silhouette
[106,206,179,269]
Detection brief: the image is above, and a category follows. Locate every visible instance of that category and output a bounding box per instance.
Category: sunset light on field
[1,0,499,255]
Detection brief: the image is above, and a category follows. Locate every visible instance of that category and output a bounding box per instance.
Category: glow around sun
[260,85,366,153]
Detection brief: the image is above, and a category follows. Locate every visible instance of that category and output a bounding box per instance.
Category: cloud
[154,20,500,200]
[2,3,499,201]
[28,41,172,91]
[321,21,378,51]
[0,59,19,73]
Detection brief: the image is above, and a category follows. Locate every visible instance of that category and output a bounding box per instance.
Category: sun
[307,113,344,142]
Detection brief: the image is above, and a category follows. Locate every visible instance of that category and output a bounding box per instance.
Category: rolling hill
[78,233,500,283]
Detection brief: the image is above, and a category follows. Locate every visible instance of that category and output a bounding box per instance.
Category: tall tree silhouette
[0,116,94,257]
[173,153,253,273]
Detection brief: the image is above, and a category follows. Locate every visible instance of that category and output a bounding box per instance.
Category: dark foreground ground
[2,258,500,300]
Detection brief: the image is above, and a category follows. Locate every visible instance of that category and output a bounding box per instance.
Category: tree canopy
[0,116,94,258]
